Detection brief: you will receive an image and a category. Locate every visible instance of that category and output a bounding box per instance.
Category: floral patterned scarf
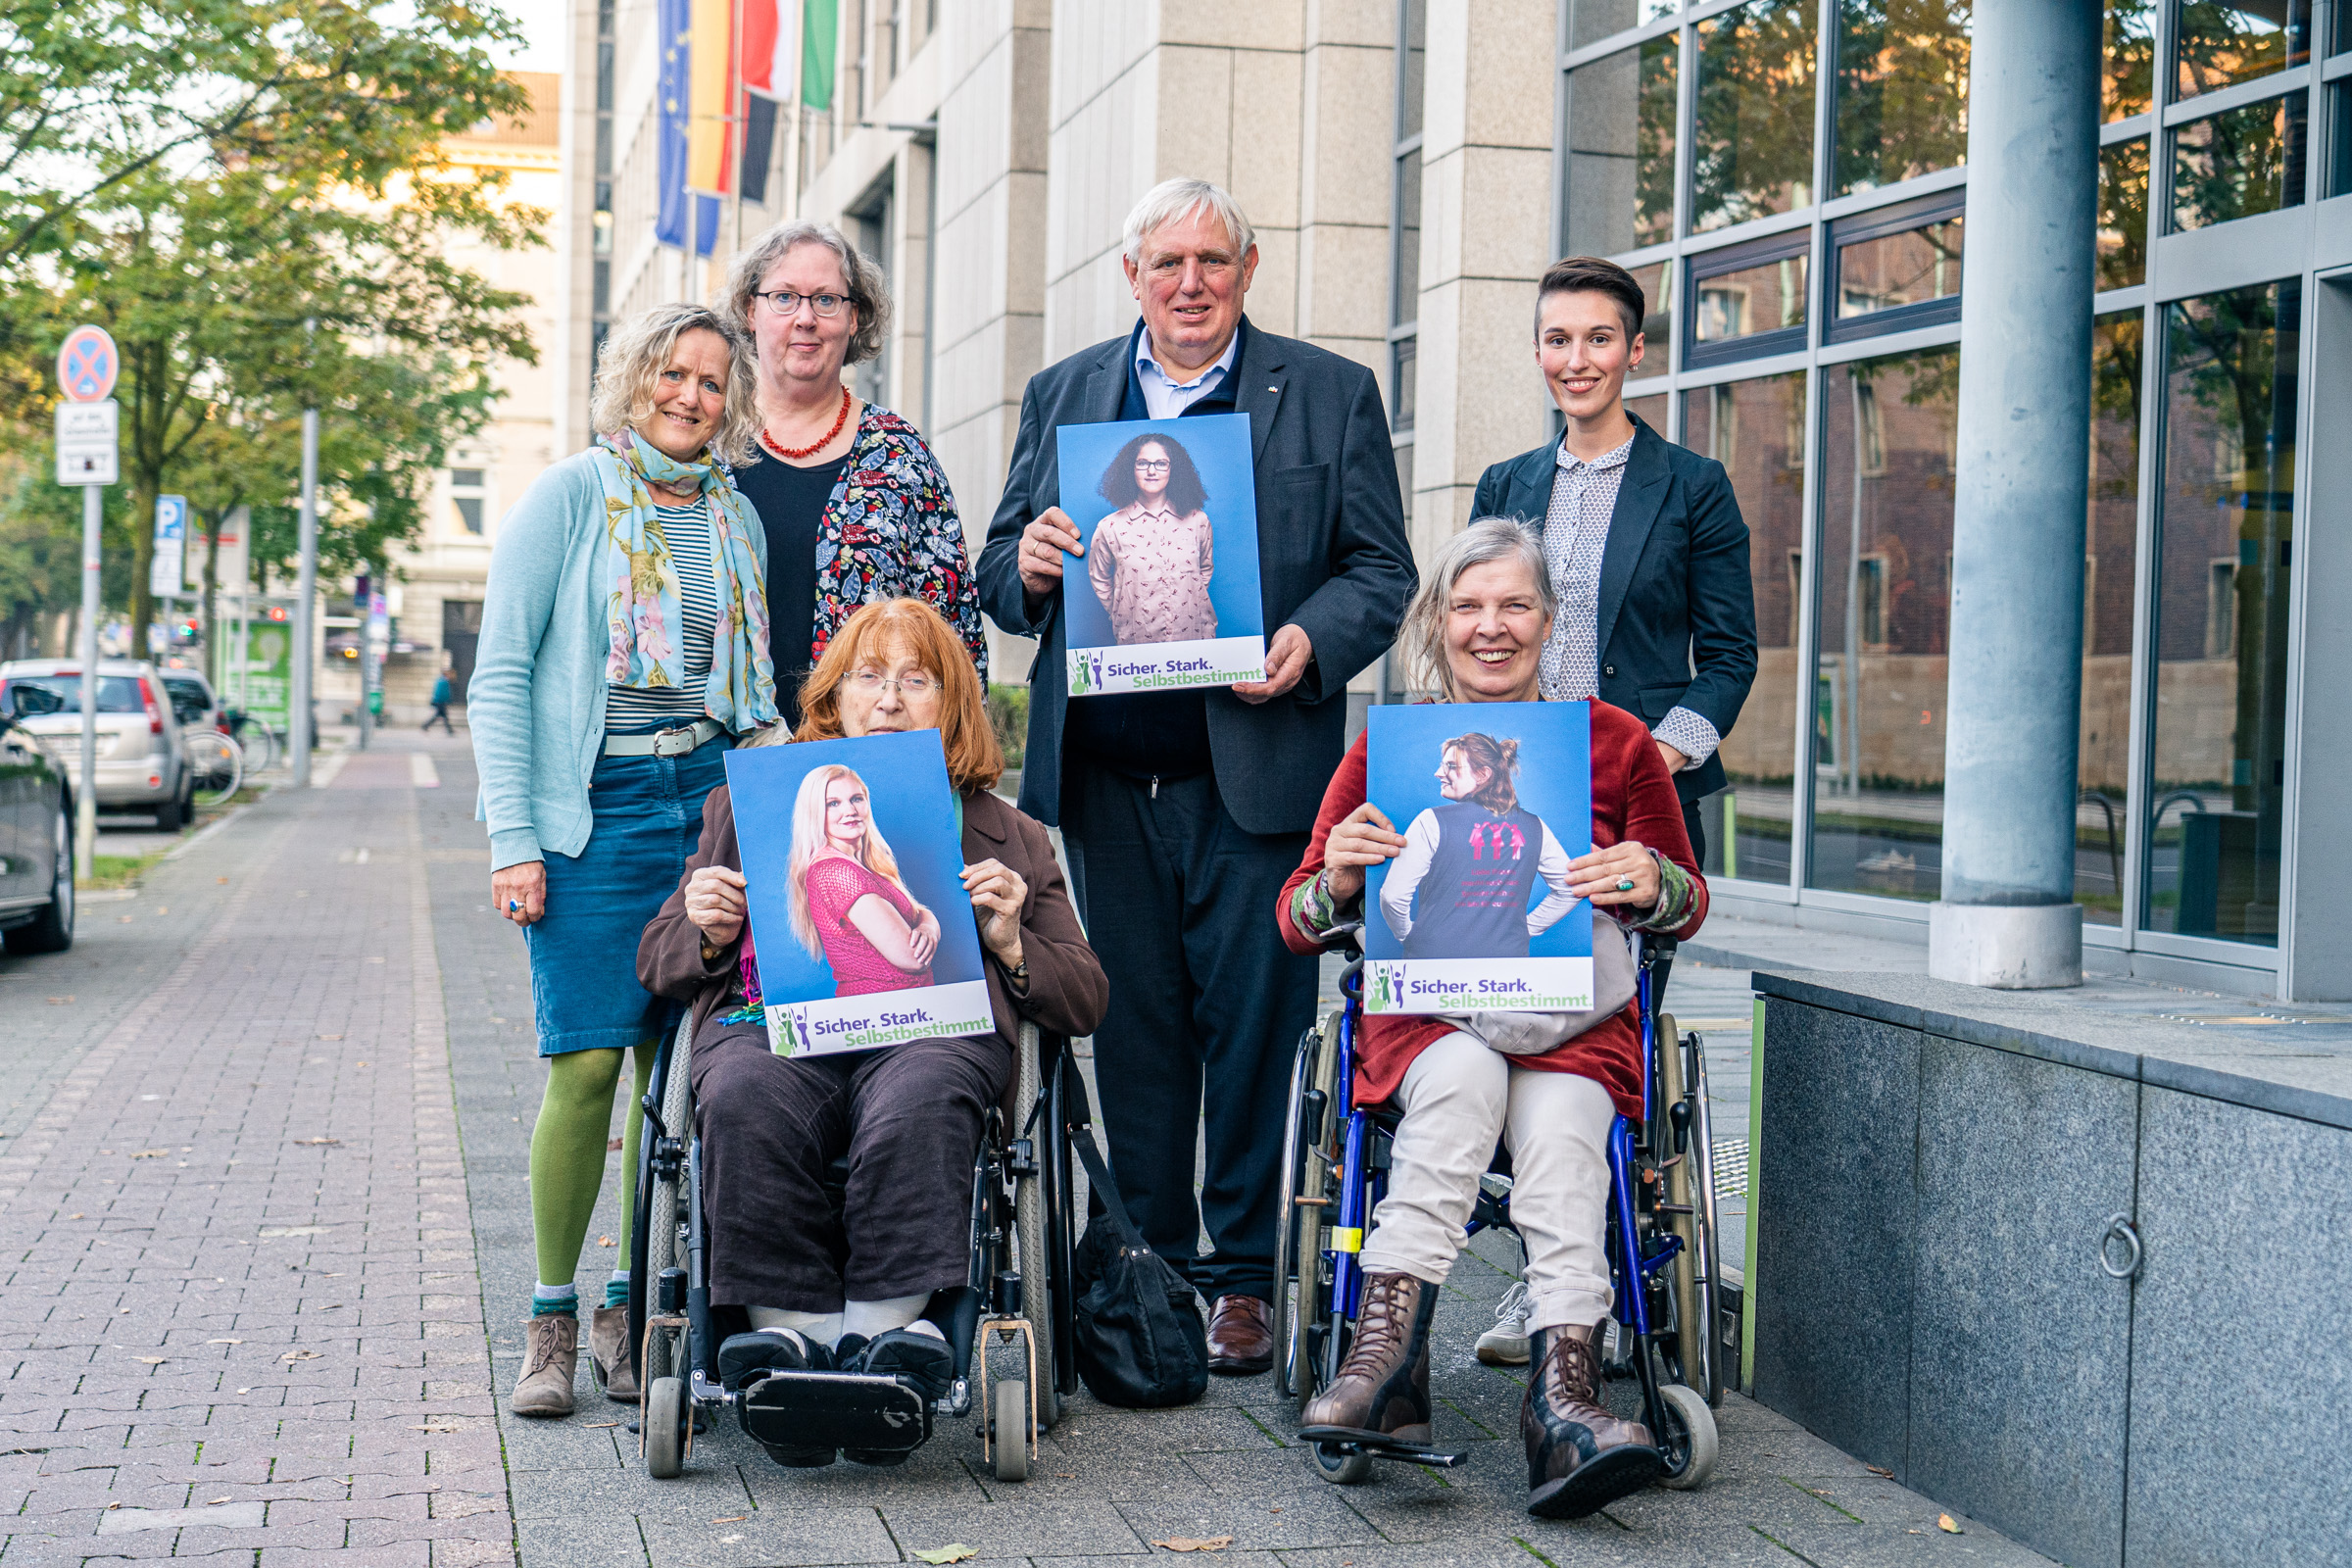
[594,430,777,732]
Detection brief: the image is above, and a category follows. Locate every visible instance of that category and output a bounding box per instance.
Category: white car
[0,659,194,830]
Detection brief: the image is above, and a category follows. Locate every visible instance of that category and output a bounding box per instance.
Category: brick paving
[0,734,2063,1567]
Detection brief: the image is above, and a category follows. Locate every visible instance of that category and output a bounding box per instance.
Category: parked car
[0,659,193,830]
[0,698,73,954]
[158,665,224,733]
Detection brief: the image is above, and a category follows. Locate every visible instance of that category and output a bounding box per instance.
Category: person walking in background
[1088,432,1218,646]
[978,176,1415,1376]
[469,302,777,1420]
[1471,257,1756,868]
[423,664,456,733]
[718,220,984,724]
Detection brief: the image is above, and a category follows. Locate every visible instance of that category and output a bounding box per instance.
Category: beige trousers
[1356,1030,1619,1332]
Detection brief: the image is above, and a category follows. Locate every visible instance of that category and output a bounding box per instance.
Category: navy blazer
[1469,418,1757,804]
[977,318,1416,836]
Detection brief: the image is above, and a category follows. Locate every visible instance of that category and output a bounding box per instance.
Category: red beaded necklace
[760,386,854,461]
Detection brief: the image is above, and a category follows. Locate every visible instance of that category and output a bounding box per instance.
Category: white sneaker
[1475,1282,1532,1366]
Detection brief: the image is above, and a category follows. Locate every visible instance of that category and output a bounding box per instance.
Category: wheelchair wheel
[1305,1440,1371,1486]
[1683,1031,1725,1405]
[992,1378,1030,1483]
[645,1376,687,1479]
[1653,1382,1718,1491]
[1013,1028,1061,1429]
[1275,1015,1341,1408]
[634,1017,694,1391]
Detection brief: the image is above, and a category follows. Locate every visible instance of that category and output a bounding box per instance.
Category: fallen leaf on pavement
[131,1150,169,1158]
[911,1548,976,1565]
[208,1339,242,1345]
[1152,1539,1234,1553]
[317,1034,342,1041]
[294,1138,339,1147]
[1866,1465,1893,1478]
[45,996,73,1004]
[218,877,228,883]
[1937,1514,1963,1535]
[584,1421,619,1429]
[135,1357,167,1365]
[597,1236,614,1247]
[711,1516,746,1524]
[608,1137,623,1151]
[207,1496,231,1505]
[281,1349,321,1362]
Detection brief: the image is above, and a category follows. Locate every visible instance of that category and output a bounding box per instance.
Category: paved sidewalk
[0,741,512,1566]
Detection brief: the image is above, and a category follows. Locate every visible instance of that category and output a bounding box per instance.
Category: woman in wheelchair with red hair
[1276,517,1707,1517]
[639,599,1105,1463]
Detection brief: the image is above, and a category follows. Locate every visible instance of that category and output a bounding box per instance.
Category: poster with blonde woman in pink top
[723,731,992,1055]
[1056,415,1268,696]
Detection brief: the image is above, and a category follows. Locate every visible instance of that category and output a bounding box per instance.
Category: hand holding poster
[724,730,994,1055]
[1362,702,1595,1014]
[1056,414,1267,695]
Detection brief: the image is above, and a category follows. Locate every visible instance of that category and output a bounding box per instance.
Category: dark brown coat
[638,782,1108,1048]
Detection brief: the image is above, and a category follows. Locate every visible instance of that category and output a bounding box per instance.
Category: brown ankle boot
[1523,1322,1661,1518]
[1298,1272,1437,1446]
[589,1304,639,1402]
[510,1313,578,1418]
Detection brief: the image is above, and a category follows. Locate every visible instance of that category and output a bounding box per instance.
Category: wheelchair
[1272,928,1726,1497]
[625,1012,1084,1482]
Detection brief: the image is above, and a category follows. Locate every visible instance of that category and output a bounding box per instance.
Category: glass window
[448,467,485,488]
[1626,259,1677,371]
[1690,242,1809,354]
[1835,210,1964,321]
[2143,279,2297,946]
[1398,0,1426,139]
[1568,0,1680,49]
[2080,312,2143,925]
[1684,371,1807,884]
[1832,0,1973,197]
[1692,0,1821,232]
[2105,0,2157,118]
[2175,0,2311,99]
[1391,337,1418,433]
[1809,345,1958,902]
[2172,90,2309,229]
[1562,34,1680,254]
[2334,0,2352,53]
[2098,136,2150,289]
[1394,153,1423,325]
[1627,392,1670,433]
[3,675,144,714]
[2329,78,2352,195]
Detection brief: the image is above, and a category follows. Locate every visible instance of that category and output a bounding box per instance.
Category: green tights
[530,1045,656,1292]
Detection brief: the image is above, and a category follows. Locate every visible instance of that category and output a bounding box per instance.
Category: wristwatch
[1004,958,1030,991]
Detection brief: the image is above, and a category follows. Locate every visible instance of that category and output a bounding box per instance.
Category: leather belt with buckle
[604,717,724,758]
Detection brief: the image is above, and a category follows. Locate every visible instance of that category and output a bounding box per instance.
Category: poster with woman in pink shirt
[723,731,993,1055]
[1057,416,1268,696]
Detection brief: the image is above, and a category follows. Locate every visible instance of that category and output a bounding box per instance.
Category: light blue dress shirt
[1133,328,1242,419]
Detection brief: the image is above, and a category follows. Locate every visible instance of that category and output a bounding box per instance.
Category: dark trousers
[1063,767,1318,1302]
[690,1024,1011,1311]
[1683,799,1706,868]
[422,704,454,733]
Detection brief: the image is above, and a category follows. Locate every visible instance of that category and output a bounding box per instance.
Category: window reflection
[2175,0,2311,99]
[2105,0,2156,119]
[2080,313,2143,925]
[1833,0,1972,197]
[1692,250,1809,346]
[1836,215,1963,318]
[1627,392,1670,435]
[1684,372,1807,885]
[1568,0,1681,49]
[2098,137,2149,290]
[2144,280,2296,945]
[1563,35,1680,254]
[1692,0,1820,231]
[2172,91,2309,230]
[1809,346,1958,902]
[1625,260,1677,371]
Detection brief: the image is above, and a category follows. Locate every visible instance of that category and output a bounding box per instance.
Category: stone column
[1928,0,2101,989]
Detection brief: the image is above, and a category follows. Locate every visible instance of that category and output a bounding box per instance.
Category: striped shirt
[607,502,718,731]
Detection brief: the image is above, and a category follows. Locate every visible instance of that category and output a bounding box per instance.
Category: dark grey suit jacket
[1470,418,1757,803]
[977,318,1416,836]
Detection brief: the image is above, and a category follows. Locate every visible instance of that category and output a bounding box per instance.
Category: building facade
[558,0,2352,1000]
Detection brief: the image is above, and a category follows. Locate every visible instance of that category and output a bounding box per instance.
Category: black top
[734,447,851,726]
[976,315,1416,836]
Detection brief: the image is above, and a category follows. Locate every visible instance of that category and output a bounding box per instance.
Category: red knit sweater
[1276,700,1708,1120]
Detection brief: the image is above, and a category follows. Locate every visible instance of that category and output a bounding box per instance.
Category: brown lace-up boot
[1522,1322,1662,1518]
[1298,1272,1437,1446]
[510,1313,579,1418]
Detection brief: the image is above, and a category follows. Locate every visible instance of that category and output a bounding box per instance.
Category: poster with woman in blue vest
[1361,702,1593,1013]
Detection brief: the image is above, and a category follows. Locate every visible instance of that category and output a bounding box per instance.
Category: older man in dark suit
[978,177,1415,1374]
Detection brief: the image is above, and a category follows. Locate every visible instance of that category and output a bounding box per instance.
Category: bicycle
[185,728,244,808]
[224,708,278,775]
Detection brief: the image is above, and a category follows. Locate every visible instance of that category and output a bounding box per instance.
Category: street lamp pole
[74,482,101,874]
[290,401,319,787]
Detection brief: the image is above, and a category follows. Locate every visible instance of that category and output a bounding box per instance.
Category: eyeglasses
[1134,458,1171,472]
[753,289,852,318]
[843,669,939,698]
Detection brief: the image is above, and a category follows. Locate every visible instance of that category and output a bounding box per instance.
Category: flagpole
[731,0,747,256]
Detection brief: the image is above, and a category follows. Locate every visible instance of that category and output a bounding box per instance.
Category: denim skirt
[525,736,731,1055]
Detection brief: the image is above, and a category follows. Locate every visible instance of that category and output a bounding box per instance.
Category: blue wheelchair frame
[1277,929,1719,1486]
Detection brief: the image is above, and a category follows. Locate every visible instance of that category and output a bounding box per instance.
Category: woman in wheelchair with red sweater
[639,600,1105,1462]
[1275,518,1707,1517]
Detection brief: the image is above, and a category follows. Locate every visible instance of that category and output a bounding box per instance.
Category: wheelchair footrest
[737,1371,932,1456]
[1297,1427,1467,1468]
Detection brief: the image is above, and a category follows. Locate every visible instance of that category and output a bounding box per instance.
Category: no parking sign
[56,323,119,402]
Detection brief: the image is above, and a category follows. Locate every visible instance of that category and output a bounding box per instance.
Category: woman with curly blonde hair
[471,302,778,1421]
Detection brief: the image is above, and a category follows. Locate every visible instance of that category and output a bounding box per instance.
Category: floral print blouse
[806,406,988,678]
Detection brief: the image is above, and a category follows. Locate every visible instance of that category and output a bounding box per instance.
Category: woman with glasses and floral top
[637,599,1104,1458]
[719,220,987,722]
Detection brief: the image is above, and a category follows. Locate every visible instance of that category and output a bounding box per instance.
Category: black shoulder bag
[1068,1128,1209,1408]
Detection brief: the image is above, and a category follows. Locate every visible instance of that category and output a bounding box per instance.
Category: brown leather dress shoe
[1522,1322,1662,1518]
[1298,1271,1436,1446]
[1205,1294,1274,1375]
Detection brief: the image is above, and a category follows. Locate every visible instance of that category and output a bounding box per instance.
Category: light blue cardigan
[469,448,771,871]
